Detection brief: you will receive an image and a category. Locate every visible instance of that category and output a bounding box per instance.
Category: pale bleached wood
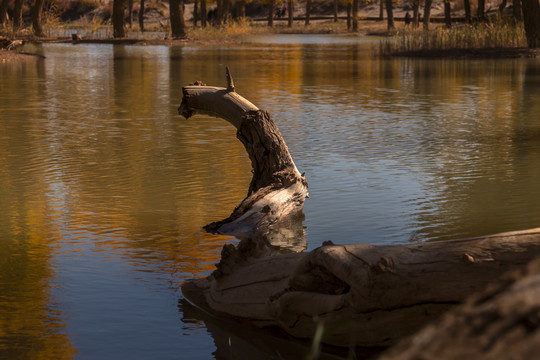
[182,228,540,347]
[178,84,259,129]
[178,72,308,237]
[378,257,540,360]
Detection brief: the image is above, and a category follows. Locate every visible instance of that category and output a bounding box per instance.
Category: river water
[1,35,540,359]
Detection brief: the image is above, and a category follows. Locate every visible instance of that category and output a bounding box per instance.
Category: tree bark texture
[223,0,230,23]
[464,0,471,23]
[423,0,432,30]
[139,0,145,31]
[169,0,186,39]
[513,0,522,21]
[477,0,486,19]
[412,0,419,28]
[32,0,46,36]
[238,0,246,18]
[444,0,451,27]
[288,0,293,27]
[347,2,351,30]
[182,228,540,348]
[178,73,308,238]
[216,0,223,25]
[12,0,23,31]
[0,0,10,27]
[498,0,507,13]
[200,0,207,27]
[521,0,540,48]
[385,0,394,31]
[112,0,126,38]
[305,0,311,25]
[193,0,199,27]
[379,257,540,359]
[128,0,133,27]
[352,0,358,31]
[268,0,274,27]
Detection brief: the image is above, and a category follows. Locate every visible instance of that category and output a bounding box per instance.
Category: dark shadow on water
[179,299,385,360]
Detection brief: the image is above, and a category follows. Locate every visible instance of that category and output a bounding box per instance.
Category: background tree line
[1,0,539,46]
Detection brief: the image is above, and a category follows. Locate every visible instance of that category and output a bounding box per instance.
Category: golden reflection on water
[1,40,540,358]
[0,44,252,358]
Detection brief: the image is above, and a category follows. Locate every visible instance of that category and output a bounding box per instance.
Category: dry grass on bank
[380,18,528,57]
[1,18,383,45]
[188,19,359,41]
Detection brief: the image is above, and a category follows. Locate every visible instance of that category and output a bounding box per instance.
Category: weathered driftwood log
[182,228,540,347]
[179,73,540,350]
[378,257,540,360]
[178,69,308,238]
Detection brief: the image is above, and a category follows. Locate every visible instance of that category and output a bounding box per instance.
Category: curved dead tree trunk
[178,69,308,238]
[179,72,540,351]
[183,228,540,347]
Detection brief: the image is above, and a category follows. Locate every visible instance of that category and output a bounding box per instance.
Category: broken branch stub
[178,71,308,237]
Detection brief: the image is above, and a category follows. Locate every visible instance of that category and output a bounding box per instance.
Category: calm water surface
[2,36,540,359]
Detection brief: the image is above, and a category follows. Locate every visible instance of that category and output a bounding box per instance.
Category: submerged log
[178,68,308,238]
[183,228,540,347]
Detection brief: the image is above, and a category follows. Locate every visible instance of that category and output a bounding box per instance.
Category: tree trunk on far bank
[267,0,274,26]
[385,0,394,31]
[216,0,223,25]
[464,0,471,23]
[113,0,126,38]
[346,2,351,29]
[288,0,293,27]
[169,0,186,39]
[423,0,432,30]
[522,0,540,47]
[352,0,358,31]
[193,1,199,27]
[412,0,419,27]
[305,0,311,25]
[513,0,522,21]
[477,0,485,19]
[379,0,384,20]
[498,0,507,13]
[0,0,9,27]
[139,0,145,31]
[201,0,207,27]
[444,0,451,27]
[223,0,230,23]
[128,0,133,27]
[333,0,338,22]
[32,0,45,36]
[12,0,23,31]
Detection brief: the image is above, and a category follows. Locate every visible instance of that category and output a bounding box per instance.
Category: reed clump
[187,19,349,42]
[188,19,257,42]
[381,18,527,56]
